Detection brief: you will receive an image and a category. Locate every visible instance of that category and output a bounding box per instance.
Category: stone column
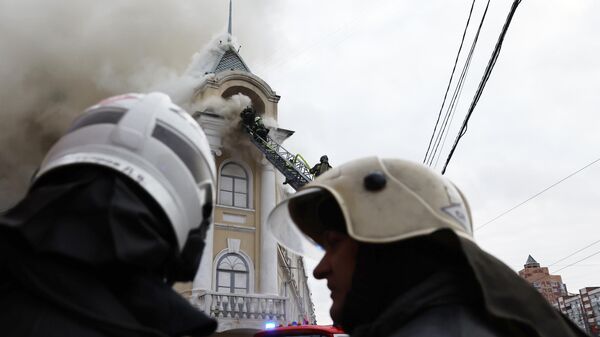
[260,160,278,294]
[193,223,214,290]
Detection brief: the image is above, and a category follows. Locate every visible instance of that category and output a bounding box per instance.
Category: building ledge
[185,290,288,332]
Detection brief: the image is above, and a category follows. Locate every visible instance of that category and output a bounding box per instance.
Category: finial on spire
[227,0,232,41]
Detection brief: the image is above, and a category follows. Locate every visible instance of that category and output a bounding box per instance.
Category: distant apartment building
[556,295,587,332]
[556,287,600,336]
[518,255,600,336]
[580,287,600,336]
[518,255,568,304]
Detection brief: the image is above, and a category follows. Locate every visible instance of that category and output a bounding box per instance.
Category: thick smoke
[0,0,278,209]
[192,93,279,164]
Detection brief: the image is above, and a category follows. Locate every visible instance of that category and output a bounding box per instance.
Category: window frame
[215,253,250,294]
[218,161,251,209]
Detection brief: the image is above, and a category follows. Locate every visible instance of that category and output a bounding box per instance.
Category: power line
[528,247,600,285]
[522,247,600,288]
[476,156,600,231]
[428,0,490,168]
[555,249,600,273]
[423,0,477,165]
[549,239,600,267]
[441,0,523,175]
[433,81,466,169]
[522,239,600,284]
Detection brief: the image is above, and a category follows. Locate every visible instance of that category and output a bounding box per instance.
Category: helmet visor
[267,188,329,260]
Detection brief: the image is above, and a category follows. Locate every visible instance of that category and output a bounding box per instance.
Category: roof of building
[213,47,251,73]
[525,255,541,267]
[211,0,251,74]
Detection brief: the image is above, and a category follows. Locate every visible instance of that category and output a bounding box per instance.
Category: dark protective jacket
[240,107,256,126]
[350,269,523,337]
[0,166,217,337]
[343,230,588,337]
[310,162,332,177]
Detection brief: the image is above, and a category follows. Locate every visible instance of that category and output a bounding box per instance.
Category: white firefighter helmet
[268,156,472,257]
[35,92,216,251]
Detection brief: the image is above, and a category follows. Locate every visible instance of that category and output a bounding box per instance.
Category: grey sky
[245,0,600,324]
[1,0,599,326]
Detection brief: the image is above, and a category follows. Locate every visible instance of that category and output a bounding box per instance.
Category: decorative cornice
[214,222,255,233]
[215,71,281,103]
[271,127,295,143]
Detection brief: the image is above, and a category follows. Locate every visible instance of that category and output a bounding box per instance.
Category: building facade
[556,294,587,332]
[556,287,600,336]
[518,255,568,305]
[173,32,316,336]
[518,255,600,335]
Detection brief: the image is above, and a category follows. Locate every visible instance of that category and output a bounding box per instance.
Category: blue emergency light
[265,321,276,330]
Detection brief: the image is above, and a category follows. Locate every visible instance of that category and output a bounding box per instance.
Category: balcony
[186,290,288,332]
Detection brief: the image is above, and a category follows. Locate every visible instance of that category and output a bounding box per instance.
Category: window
[219,162,249,208]
[216,253,249,294]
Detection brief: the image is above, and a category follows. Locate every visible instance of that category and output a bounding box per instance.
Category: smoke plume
[192,93,276,163]
[0,0,279,210]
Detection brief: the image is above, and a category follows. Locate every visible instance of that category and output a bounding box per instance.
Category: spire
[227,0,232,41]
[525,255,540,268]
[211,0,250,74]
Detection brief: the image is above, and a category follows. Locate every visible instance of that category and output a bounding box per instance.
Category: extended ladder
[242,124,314,190]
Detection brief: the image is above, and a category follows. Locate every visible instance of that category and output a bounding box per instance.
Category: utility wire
[441,0,522,174]
[428,0,490,168]
[522,239,600,285]
[434,83,465,168]
[480,158,600,288]
[555,250,600,273]
[476,156,600,231]
[526,247,600,286]
[549,239,600,267]
[423,0,477,165]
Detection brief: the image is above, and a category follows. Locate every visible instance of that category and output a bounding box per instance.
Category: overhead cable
[476,156,600,231]
[523,238,600,283]
[549,239,600,267]
[423,0,477,165]
[510,243,600,284]
[441,0,523,174]
[429,0,491,168]
[554,249,600,273]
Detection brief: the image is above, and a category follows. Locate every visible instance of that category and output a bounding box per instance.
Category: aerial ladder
[239,109,314,191]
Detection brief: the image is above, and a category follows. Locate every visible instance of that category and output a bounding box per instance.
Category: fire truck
[254,324,348,337]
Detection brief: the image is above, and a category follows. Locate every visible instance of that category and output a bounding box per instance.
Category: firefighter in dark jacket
[310,155,332,177]
[0,93,218,337]
[267,157,588,337]
[240,106,256,126]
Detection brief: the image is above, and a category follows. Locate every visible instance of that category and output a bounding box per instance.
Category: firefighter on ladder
[310,155,332,177]
[253,116,269,140]
[240,106,269,141]
[240,106,255,126]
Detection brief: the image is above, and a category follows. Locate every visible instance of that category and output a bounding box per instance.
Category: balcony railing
[187,290,287,322]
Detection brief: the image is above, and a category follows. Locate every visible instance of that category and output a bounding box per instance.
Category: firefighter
[309,155,332,177]
[267,157,587,337]
[0,93,218,337]
[253,115,269,140]
[240,106,256,126]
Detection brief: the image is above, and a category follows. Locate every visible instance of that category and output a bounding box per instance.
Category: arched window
[216,253,249,294]
[219,162,249,208]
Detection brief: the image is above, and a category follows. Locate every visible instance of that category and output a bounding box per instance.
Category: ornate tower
[176,2,316,335]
